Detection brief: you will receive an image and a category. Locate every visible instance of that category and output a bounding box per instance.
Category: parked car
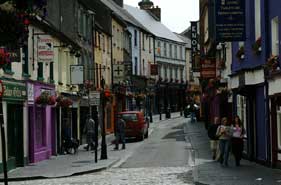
[118,111,149,141]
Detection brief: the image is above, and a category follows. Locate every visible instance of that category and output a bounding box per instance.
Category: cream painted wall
[112,19,124,64]
[140,32,154,78]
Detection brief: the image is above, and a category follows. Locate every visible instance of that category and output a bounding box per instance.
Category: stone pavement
[184,119,281,185]
[0,112,181,182]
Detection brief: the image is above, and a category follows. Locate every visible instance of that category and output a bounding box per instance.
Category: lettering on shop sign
[3,83,26,100]
[190,21,199,72]
[215,0,246,41]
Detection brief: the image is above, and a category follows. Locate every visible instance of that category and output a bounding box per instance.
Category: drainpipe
[264,0,271,166]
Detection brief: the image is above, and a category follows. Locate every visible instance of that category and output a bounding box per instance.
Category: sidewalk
[0,134,117,181]
[152,112,181,123]
[184,120,281,185]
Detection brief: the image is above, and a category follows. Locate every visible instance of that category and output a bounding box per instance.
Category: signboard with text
[70,65,84,84]
[38,36,54,62]
[201,59,216,79]
[215,0,246,42]
[190,21,200,72]
[150,64,158,75]
[89,91,100,106]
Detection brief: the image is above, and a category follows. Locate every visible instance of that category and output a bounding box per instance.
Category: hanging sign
[37,36,54,62]
[215,0,246,42]
[201,59,216,78]
[190,21,200,72]
[70,65,84,85]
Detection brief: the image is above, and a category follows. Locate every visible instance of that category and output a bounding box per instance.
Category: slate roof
[100,0,149,32]
[124,4,184,43]
[175,33,191,48]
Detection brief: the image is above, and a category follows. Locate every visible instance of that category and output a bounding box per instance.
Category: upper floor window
[164,42,167,57]
[271,17,279,55]
[134,30,138,46]
[169,44,173,58]
[180,46,183,60]
[142,33,145,50]
[157,41,161,55]
[255,0,261,40]
[174,45,177,59]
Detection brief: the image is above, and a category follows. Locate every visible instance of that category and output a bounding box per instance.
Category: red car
[118,111,149,141]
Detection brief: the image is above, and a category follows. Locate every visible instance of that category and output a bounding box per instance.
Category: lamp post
[100,81,108,160]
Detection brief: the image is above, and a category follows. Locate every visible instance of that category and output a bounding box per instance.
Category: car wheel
[138,133,144,141]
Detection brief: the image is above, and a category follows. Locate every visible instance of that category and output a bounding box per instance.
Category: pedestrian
[231,115,244,166]
[114,115,126,150]
[62,119,72,154]
[83,115,95,151]
[216,117,232,167]
[189,99,196,123]
[208,117,220,160]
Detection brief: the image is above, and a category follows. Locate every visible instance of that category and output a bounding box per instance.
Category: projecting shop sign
[215,0,246,42]
[190,21,199,72]
[70,65,84,85]
[38,36,54,62]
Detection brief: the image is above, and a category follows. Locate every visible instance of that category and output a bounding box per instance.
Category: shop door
[276,110,281,161]
[72,108,78,140]
[7,104,24,167]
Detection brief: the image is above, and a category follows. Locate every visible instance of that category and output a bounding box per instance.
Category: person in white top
[231,115,245,166]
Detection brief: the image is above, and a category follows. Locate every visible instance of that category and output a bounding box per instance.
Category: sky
[123,0,199,33]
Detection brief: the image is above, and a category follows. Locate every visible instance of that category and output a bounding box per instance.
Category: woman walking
[208,117,220,160]
[216,117,232,167]
[232,115,244,166]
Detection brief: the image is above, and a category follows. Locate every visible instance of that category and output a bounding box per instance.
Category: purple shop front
[27,81,56,163]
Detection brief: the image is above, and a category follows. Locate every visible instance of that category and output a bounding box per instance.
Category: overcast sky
[124,0,199,33]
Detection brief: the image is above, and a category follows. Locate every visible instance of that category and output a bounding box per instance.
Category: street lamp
[100,80,108,160]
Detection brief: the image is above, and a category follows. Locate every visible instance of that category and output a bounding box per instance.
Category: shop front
[0,79,27,172]
[27,81,56,163]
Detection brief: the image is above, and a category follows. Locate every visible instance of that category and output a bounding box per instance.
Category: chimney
[148,6,161,21]
[113,0,123,7]
[138,0,153,10]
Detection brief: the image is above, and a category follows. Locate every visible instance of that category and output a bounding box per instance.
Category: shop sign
[201,59,216,78]
[190,21,200,72]
[124,61,132,76]
[38,36,54,62]
[215,0,246,42]
[27,83,34,101]
[89,91,100,106]
[70,65,84,85]
[3,82,26,101]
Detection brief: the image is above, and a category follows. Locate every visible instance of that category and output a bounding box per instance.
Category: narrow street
[3,116,194,185]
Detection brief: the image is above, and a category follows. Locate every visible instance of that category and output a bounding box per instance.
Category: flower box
[252,37,262,55]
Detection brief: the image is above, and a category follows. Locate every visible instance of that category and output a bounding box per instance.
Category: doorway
[7,103,24,168]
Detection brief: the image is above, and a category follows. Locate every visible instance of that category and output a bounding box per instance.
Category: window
[78,8,82,35]
[175,67,178,79]
[180,68,183,80]
[271,17,279,55]
[164,43,167,57]
[157,41,161,55]
[50,62,54,81]
[135,57,138,75]
[142,33,145,50]
[38,62,43,80]
[149,37,151,53]
[169,44,173,58]
[143,59,145,76]
[174,45,177,59]
[134,30,138,46]
[180,46,183,60]
[164,66,167,78]
[255,0,261,40]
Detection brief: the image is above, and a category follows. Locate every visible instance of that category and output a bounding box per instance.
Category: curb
[0,158,121,182]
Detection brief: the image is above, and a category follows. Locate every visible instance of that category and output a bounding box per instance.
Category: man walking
[84,115,95,151]
[114,115,126,150]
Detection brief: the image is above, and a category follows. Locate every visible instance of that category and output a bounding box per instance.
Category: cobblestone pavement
[5,167,193,185]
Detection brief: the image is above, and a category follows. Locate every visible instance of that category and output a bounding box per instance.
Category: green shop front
[0,79,27,172]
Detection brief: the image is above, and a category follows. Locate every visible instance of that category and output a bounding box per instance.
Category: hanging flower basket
[265,55,279,72]
[35,91,55,106]
[0,48,10,68]
[252,37,262,55]
[56,96,73,108]
[236,46,245,60]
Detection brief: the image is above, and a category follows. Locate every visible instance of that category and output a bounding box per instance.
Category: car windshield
[121,114,138,122]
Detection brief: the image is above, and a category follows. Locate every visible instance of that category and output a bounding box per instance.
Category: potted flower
[35,91,53,106]
[0,48,10,68]
[56,96,73,108]
[252,37,262,55]
[236,46,245,60]
[265,55,279,72]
